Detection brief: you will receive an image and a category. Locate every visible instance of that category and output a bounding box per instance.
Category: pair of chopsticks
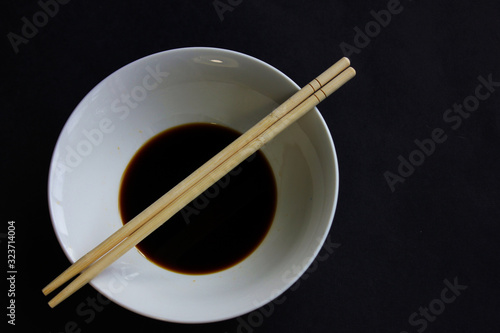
[43,57,355,307]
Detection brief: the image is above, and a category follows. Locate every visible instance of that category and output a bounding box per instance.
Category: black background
[2,0,500,332]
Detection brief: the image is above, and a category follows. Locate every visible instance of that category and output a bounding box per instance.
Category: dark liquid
[119,123,277,275]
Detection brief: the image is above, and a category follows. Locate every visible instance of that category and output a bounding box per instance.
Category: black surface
[2,0,500,332]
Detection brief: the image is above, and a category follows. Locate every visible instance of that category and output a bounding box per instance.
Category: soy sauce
[119,123,277,275]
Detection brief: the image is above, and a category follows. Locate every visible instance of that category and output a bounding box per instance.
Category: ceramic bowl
[48,47,339,323]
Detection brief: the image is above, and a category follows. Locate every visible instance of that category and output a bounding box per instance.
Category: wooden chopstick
[42,57,351,297]
[44,59,355,307]
[42,57,350,297]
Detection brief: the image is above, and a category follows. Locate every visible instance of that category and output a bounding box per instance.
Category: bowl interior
[48,47,338,323]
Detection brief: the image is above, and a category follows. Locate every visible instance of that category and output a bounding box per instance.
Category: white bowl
[48,47,339,323]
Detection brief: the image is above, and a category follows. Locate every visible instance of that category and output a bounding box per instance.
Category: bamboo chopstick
[42,57,350,297]
[42,57,351,297]
[44,59,355,308]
